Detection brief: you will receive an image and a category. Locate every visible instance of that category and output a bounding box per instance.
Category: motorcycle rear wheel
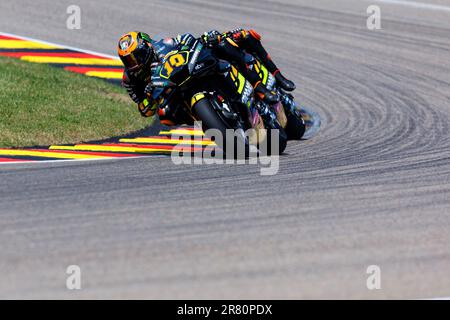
[285,111,306,140]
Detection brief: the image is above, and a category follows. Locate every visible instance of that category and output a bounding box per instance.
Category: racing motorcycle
[150,37,288,158]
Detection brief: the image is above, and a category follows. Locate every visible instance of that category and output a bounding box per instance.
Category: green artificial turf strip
[0,56,151,147]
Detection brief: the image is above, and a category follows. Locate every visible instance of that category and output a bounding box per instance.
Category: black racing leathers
[122,29,283,121]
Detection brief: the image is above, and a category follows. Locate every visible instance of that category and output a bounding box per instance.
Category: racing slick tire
[285,111,306,140]
[193,97,251,159]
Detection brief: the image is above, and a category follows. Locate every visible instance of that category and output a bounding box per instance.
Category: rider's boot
[274,70,296,91]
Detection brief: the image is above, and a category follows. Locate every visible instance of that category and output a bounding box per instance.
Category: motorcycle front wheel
[193,97,251,159]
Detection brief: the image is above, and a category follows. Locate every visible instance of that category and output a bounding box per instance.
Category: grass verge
[0,56,150,147]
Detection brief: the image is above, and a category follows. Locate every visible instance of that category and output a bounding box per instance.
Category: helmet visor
[120,53,140,70]
[120,40,153,69]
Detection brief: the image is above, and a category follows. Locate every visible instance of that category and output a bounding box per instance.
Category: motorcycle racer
[118,30,296,125]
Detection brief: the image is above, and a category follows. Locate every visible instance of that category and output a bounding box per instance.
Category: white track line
[369,0,450,12]
[0,31,119,60]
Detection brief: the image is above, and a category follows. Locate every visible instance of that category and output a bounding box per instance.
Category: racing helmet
[118,31,157,80]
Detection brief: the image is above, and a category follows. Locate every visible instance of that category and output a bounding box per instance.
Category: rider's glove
[138,98,157,117]
[201,30,221,47]
[138,83,156,117]
[226,28,245,41]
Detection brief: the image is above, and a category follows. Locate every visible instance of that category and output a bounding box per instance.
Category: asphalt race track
[1,0,450,299]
